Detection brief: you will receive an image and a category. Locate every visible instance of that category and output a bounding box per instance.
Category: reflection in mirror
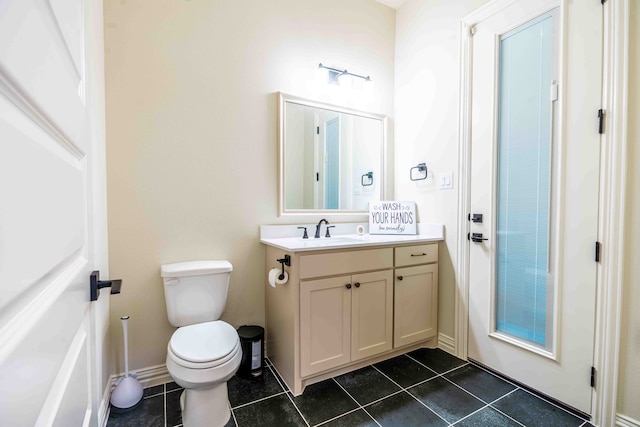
[279,93,386,215]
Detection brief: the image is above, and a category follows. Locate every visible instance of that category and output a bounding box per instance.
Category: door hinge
[601,0,607,5]
[591,366,597,388]
[598,109,605,134]
[595,241,601,263]
[316,126,320,135]
[316,172,319,181]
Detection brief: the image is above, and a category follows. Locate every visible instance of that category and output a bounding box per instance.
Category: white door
[467,0,601,414]
[0,1,109,426]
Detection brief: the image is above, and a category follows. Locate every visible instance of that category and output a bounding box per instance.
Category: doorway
[462,0,602,415]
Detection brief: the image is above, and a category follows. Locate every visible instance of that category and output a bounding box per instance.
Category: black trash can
[237,325,264,378]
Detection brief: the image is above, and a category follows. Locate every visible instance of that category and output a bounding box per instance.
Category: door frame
[454,0,629,425]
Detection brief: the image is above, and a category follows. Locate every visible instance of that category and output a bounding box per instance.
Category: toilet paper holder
[276,255,291,280]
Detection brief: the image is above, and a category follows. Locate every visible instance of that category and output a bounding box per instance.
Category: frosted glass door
[325,117,340,209]
[495,16,554,349]
[466,0,601,413]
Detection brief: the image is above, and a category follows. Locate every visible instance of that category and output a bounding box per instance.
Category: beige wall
[394,0,489,339]
[104,0,395,372]
[618,1,640,421]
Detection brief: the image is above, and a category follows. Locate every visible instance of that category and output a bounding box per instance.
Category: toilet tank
[160,260,233,327]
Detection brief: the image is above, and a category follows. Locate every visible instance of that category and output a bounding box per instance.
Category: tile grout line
[468,361,525,389]
[370,363,453,426]
[404,353,445,376]
[264,362,309,426]
[230,405,238,427]
[405,353,468,378]
[511,385,590,423]
[403,387,455,426]
[230,390,288,410]
[330,377,383,427]
[312,407,366,427]
[468,361,591,424]
[485,389,530,427]
[266,361,288,393]
[163,382,168,427]
[448,404,490,426]
[437,367,513,406]
[283,391,311,427]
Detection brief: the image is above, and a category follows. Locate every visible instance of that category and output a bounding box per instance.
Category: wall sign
[369,201,416,235]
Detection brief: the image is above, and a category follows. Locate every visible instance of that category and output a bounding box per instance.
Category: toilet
[160,260,241,427]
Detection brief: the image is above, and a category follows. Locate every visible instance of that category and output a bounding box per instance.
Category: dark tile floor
[107,349,595,427]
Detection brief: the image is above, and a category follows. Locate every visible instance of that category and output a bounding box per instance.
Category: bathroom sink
[259,235,367,251]
[259,223,445,252]
[313,236,363,244]
[291,236,365,247]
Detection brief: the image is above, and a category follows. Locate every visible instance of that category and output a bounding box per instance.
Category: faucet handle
[297,227,308,239]
[325,225,335,238]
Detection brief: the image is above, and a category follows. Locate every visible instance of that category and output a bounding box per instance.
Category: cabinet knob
[354,282,360,288]
[397,276,403,281]
[345,283,352,289]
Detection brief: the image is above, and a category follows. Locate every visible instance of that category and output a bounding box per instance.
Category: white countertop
[260,223,444,252]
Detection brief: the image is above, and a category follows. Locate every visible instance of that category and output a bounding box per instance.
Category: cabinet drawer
[299,248,393,279]
[395,243,438,267]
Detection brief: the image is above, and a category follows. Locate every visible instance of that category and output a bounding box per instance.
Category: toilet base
[179,382,231,427]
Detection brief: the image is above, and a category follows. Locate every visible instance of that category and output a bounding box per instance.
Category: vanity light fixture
[318,63,371,85]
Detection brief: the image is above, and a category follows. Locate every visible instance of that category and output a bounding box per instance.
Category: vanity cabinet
[300,270,393,377]
[394,244,439,348]
[264,242,438,395]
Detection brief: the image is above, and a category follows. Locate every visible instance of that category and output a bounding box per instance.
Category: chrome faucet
[314,219,329,238]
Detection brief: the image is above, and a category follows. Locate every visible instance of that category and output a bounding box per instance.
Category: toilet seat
[169,321,240,369]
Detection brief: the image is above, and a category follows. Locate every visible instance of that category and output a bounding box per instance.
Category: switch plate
[439,172,453,190]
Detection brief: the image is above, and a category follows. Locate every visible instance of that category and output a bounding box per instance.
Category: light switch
[439,172,453,190]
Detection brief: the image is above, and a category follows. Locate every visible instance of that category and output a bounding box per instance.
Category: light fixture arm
[318,63,371,82]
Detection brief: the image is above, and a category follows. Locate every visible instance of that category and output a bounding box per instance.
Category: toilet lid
[170,321,238,363]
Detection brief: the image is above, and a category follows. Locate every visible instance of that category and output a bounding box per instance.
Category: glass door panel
[495,13,556,350]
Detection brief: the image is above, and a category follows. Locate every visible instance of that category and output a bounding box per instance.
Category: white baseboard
[438,333,456,356]
[617,414,640,427]
[99,364,170,426]
[114,364,171,390]
[97,379,112,427]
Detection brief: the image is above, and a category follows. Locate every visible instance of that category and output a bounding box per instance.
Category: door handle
[397,276,403,281]
[469,213,483,223]
[470,233,488,243]
[354,282,360,288]
[90,271,122,301]
[345,283,352,289]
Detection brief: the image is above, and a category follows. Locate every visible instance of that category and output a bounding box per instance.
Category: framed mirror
[278,93,387,216]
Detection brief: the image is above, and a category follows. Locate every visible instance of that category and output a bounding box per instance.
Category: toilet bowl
[166,321,242,426]
[161,260,240,427]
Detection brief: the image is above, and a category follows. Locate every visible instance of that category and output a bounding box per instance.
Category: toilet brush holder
[110,316,143,413]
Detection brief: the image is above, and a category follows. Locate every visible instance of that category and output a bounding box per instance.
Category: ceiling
[375,0,407,10]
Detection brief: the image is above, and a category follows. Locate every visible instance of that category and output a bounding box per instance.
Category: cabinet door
[394,264,438,348]
[300,276,352,377]
[351,270,394,361]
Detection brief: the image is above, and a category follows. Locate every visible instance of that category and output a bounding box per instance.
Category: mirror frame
[278,92,388,216]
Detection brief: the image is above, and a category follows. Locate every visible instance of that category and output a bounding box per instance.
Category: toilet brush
[110,316,144,412]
